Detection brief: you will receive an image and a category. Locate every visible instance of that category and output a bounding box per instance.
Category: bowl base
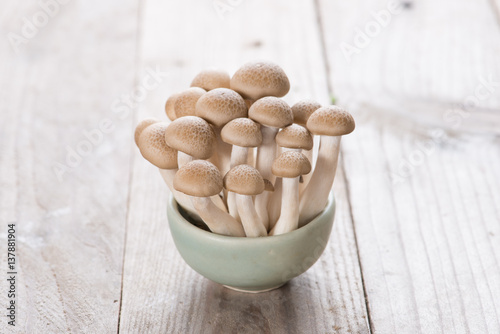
[222,283,286,293]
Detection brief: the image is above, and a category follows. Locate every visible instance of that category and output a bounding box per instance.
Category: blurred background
[1,0,499,333]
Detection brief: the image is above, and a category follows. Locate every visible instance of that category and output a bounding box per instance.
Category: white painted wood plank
[319,0,500,332]
[0,1,139,332]
[119,0,370,333]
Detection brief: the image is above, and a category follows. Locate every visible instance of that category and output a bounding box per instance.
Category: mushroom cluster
[135,61,355,237]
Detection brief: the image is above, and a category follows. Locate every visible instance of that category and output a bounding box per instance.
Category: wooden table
[1,0,500,333]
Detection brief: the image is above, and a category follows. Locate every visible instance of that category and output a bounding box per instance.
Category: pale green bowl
[167,192,336,293]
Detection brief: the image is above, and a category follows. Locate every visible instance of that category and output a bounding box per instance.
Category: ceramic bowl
[167,192,336,293]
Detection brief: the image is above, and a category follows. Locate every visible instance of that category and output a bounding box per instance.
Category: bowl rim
[167,191,335,244]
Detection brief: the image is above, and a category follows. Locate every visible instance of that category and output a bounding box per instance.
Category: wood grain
[0,0,139,332]
[118,0,369,333]
[318,0,500,332]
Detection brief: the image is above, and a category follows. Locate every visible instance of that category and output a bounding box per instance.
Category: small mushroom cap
[138,122,178,169]
[221,118,262,147]
[174,160,223,197]
[307,106,355,136]
[263,179,274,192]
[223,164,265,196]
[230,62,290,100]
[164,116,216,159]
[191,69,231,91]
[292,99,322,126]
[272,151,312,178]
[196,88,247,127]
[174,87,206,118]
[248,97,293,128]
[134,117,159,145]
[165,93,179,121]
[276,124,313,150]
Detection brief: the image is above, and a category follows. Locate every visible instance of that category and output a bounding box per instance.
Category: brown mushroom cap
[164,116,216,159]
[276,124,313,150]
[174,160,223,197]
[306,106,355,136]
[292,99,322,126]
[263,179,274,192]
[190,69,231,91]
[134,117,159,145]
[221,118,262,147]
[272,151,311,178]
[223,164,265,196]
[248,97,293,128]
[165,93,179,121]
[230,62,290,100]
[174,87,206,118]
[196,88,247,127]
[138,122,178,169]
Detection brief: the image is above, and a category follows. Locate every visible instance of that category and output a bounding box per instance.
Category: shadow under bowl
[167,192,336,293]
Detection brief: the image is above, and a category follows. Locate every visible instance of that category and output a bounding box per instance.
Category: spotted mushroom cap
[272,151,311,178]
[291,99,322,126]
[223,164,265,196]
[174,87,206,118]
[174,160,223,197]
[221,118,262,147]
[164,116,216,159]
[196,88,247,127]
[165,93,179,121]
[306,106,355,136]
[134,117,159,145]
[248,97,293,129]
[276,124,313,150]
[137,122,178,169]
[230,62,290,100]
[190,69,231,91]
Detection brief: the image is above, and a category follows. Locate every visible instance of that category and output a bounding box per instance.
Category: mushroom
[268,124,313,229]
[164,116,216,168]
[174,160,245,237]
[164,116,227,212]
[164,93,179,121]
[136,122,198,218]
[196,88,248,173]
[291,99,322,189]
[248,97,293,229]
[134,117,159,145]
[174,87,206,118]
[299,106,355,226]
[230,61,290,100]
[220,118,262,220]
[269,151,311,236]
[224,165,267,237]
[191,69,231,91]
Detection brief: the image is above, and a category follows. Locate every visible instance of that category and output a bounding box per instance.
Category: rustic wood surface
[0,0,499,333]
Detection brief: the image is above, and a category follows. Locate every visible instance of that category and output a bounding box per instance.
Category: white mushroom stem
[178,151,193,168]
[270,176,300,236]
[191,197,245,237]
[254,126,278,228]
[247,147,255,167]
[299,136,341,226]
[226,145,249,221]
[267,177,282,230]
[216,129,232,176]
[159,169,227,214]
[236,194,267,237]
[268,148,300,230]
